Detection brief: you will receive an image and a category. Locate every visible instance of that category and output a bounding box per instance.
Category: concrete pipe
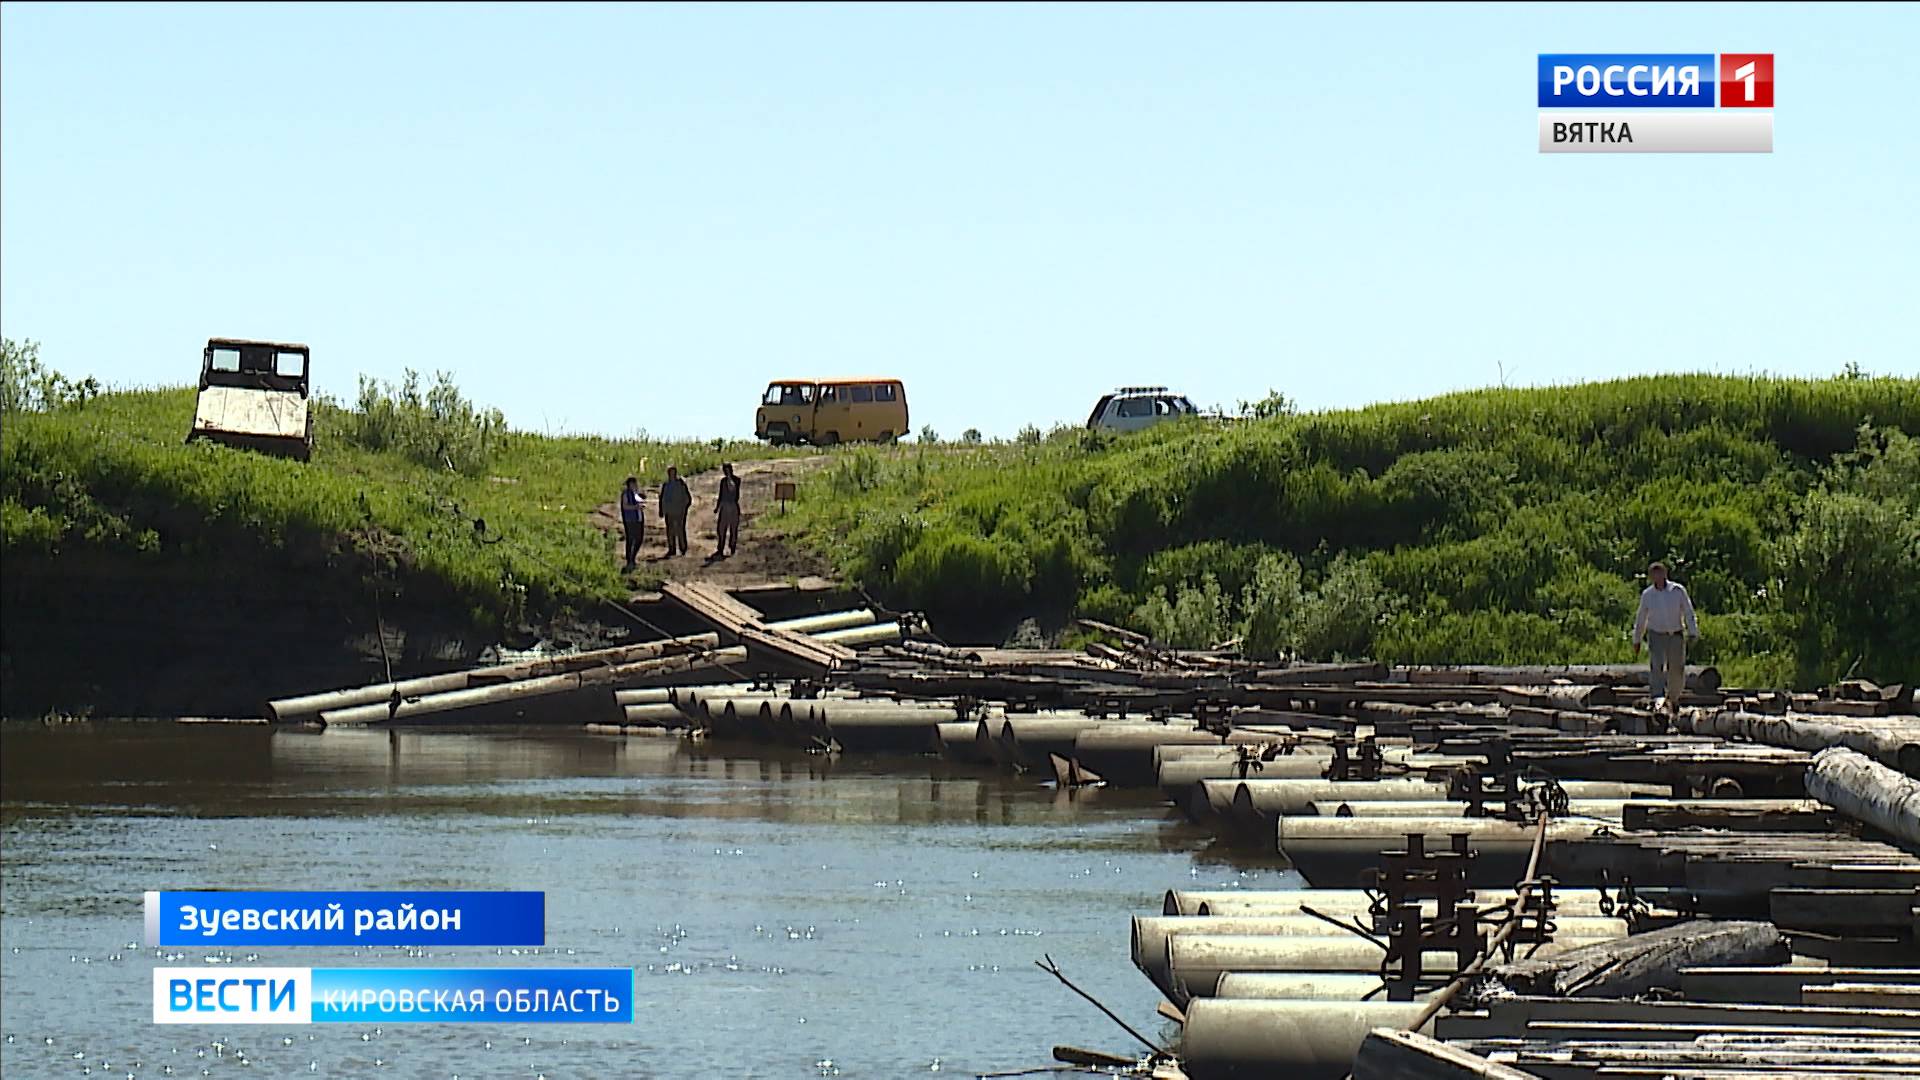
[1275,816,1606,888]
[622,703,688,727]
[702,695,773,741]
[1134,915,1624,1000]
[1073,725,1223,787]
[615,688,675,707]
[818,702,949,754]
[1213,972,1418,1001]
[1180,999,1433,1080]
[769,609,878,635]
[1231,779,1451,824]
[1311,798,1628,821]
[1166,933,1613,1005]
[811,621,904,648]
[937,721,995,765]
[1196,889,1615,918]
[999,715,1111,772]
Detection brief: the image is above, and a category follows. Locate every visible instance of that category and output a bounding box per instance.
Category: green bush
[343,369,506,476]
[790,373,1920,686]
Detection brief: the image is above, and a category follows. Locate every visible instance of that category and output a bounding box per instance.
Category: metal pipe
[937,721,994,764]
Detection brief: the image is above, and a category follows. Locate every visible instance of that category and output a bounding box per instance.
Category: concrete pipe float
[1132,915,1626,1000]
[936,721,995,765]
[614,688,675,707]
[268,631,723,722]
[1213,972,1423,1001]
[768,609,878,635]
[717,698,780,742]
[1275,816,1607,889]
[1180,999,1433,1080]
[314,646,750,726]
[1310,798,1630,821]
[998,715,1111,772]
[1164,933,1615,1006]
[817,701,952,753]
[668,683,752,724]
[621,703,688,728]
[1161,754,1332,819]
[810,621,904,648]
[694,693,765,740]
[1071,725,1223,787]
[1229,779,1450,824]
[1161,886,1615,917]
[1192,888,1616,918]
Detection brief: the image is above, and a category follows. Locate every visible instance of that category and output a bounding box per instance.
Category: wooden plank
[1679,966,1920,1005]
[1771,888,1920,930]
[1351,1028,1542,1080]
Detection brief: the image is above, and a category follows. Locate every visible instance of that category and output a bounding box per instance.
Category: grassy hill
[1,346,784,632]
[6,339,1916,693]
[792,375,1920,687]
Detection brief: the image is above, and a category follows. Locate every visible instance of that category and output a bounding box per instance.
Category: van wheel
[820,431,840,446]
[876,431,895,444]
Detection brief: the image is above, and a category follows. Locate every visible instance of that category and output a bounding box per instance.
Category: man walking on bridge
[660,466,692,557]
[1631,561,1699,716]
[714,463,742,559]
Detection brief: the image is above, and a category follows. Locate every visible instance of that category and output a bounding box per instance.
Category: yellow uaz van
[755,378,909,446]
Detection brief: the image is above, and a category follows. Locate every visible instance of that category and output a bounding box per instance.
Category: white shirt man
[1632,562,1699,714]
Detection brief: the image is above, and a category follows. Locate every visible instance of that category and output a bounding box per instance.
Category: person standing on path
[619,476,646,570]
[660,466,692,557]
[1631,561,1700,716]
[714,463,742,558]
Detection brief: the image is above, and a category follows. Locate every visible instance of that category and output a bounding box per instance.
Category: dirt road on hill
[588,456,837,594]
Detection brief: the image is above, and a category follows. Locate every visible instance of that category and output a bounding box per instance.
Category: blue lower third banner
[146,890,544,947]
[153,968,633,1024]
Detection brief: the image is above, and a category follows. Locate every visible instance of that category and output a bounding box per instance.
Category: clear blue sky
[3,3,1915,440]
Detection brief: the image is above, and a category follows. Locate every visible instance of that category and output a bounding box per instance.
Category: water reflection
[2,721,1294,1077]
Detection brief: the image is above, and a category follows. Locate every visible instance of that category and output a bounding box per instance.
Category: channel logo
[1538,52,1774,153]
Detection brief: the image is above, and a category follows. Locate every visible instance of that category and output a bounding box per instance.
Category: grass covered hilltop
[1,339,789,633]
[4,335,1917,691]
[793,373,1920,688]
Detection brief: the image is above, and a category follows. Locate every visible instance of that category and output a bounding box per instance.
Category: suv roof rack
[1115,385,1170,394]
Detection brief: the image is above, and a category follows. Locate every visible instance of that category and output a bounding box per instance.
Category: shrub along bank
[793,375,1920,687]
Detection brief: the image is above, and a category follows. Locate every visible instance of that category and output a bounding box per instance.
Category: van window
[277,351,306,378]
[873,383,896,402]
[820,386,838,404]
[851,385,873,403]
[210,347,241,373]
[1117,397,1148,418]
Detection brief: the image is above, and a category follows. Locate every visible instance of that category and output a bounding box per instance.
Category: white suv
[1085,386,1200,432]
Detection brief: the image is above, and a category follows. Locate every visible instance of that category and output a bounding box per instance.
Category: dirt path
[588,456,838,594]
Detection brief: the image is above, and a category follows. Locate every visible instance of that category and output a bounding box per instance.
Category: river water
[0,723,1295,1078]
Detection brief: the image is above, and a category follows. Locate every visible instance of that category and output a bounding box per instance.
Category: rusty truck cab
[187,338,314,460]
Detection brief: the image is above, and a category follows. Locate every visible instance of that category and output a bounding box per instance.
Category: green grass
[2,384,801,628]
[792,374,1920,687]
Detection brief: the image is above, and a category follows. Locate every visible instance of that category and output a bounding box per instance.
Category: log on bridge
[664,581,857,677]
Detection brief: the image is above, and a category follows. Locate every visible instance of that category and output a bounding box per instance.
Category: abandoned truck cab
[187,338,314,461]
